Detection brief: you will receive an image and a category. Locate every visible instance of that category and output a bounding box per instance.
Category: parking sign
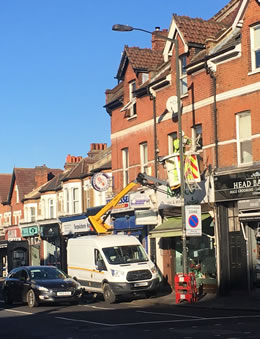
[185,205,201,236]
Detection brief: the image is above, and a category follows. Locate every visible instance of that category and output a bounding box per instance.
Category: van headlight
[111,269,124,278]
[151,265,158,274]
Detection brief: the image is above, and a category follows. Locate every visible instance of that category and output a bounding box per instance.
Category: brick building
[105,0,260,293]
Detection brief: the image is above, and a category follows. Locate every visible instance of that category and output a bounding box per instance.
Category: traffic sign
[185,205,201,236]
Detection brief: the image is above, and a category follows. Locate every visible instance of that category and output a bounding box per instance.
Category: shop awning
[150,213,212,238]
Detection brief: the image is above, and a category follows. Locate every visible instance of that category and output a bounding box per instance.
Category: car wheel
[3,290,13,305]
[26,289,39,308]
[103,283,116,304]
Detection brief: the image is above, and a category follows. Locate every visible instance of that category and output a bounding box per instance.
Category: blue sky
[0,0,229,173]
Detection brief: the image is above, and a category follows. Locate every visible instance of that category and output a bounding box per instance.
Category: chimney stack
[152,27,168,52]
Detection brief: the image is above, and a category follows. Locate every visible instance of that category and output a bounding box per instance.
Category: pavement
[1,277,260,312]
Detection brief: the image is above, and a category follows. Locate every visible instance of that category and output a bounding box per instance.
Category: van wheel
[27,289,39,308]
[103,283,116,304]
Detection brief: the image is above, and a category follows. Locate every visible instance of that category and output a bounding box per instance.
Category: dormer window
[120,80,137,118]
[141,73,149,84]
[251,24,260,72]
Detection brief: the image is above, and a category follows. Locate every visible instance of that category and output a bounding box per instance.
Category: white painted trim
[111,81,260,141]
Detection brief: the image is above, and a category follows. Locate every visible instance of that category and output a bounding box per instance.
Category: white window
[140,142,149,174]
[4,212,11,226]
[49,199,54,218]
[236,111,252,165]
[30,207,36,222]
[120,81,137,118]
[192,124,203,151]
[72,188,79,214]
[14,211,21,225]
[251,24,260,71]
[179,55,188,96]
[141,73,149,84]
[64,188,69,213]
[15,185,19,203]
[168,132,178,154]
[122,148,129,186]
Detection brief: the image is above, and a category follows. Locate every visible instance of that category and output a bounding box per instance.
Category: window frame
[122,148,129,186]
[72,187,80,214]
[192,124,203,151]
[236,111,252,166]
[168,132,178,154]
[140,142,149,174]
[250,24,260,72]
[179,54,188,96]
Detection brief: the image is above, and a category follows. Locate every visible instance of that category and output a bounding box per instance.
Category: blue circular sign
[188,214,199,228]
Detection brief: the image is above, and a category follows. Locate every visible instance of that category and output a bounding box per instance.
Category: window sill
[180,93,188,99]
[248,68,260,76]
[127,114,137,121]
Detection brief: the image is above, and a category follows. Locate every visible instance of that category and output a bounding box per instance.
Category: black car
[2,265,82,307]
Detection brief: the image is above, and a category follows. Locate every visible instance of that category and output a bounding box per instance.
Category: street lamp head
[112,24,134,32]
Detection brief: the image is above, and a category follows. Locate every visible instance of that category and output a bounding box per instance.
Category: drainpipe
[206,61,218,169]
[149,87,158,178]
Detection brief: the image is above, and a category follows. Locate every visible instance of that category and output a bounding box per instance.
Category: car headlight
[35,285,49,292]
[151,265,158,274]
[111,269,124,278]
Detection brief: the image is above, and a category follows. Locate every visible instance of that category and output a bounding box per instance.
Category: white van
[67,234,160,303]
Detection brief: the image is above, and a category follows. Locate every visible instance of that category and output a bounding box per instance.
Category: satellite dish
[166,96,178,113]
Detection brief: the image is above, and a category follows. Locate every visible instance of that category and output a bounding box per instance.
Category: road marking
[137,310,205,319]
[56,313,260,328]
[55,316,115,327]
[110,314,260,327]
[0,308,33,315]
[80,305,115,310]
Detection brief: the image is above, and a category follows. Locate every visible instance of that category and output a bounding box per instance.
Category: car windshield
[102,245,149,265]
[28,267,67,280]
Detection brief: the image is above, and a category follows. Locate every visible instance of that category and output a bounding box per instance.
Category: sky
[0,0,230,173]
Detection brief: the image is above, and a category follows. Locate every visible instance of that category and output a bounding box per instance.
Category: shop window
[250,24,260,72]
[236,111,252,165]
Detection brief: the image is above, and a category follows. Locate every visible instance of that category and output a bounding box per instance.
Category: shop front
[215,169,260,294]
[39,221,61,268]
[0,238,29,276]
[21,224,40,266]
[59,214,92,272]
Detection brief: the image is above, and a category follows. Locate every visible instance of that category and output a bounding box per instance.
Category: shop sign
[109,195,130,213]
[91,173,110,192]
[215,170,260,202]
[7,228,21,241]
[22,226,39,237]
[238,199,260,210]
[40,224,59,237]
[62,218,91,235]
[130,192,151,209]
[135,210,158,225]
[185,205,202,236]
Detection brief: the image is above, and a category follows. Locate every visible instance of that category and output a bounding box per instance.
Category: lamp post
[112,24,187,274]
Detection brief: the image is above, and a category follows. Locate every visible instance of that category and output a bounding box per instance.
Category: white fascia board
[163,17,187,62]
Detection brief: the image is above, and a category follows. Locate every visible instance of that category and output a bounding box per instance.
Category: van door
[92,249,107,291]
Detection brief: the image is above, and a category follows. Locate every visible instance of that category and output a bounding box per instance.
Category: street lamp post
[112,24,187,274]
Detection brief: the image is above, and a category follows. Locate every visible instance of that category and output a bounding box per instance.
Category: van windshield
[102,245,149,264]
